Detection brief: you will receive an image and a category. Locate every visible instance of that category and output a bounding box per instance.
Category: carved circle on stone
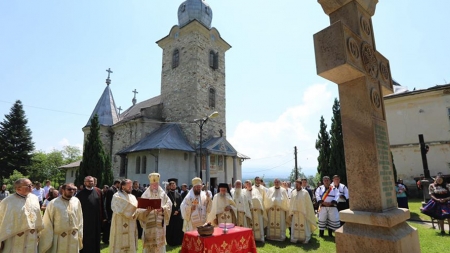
[380,62,389,82]
[360,16,371,36]
[347,37,359,59]
[371,88,381,109]
[361,42,378,79]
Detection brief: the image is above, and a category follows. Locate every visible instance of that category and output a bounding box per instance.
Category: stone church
[65,0,249,188]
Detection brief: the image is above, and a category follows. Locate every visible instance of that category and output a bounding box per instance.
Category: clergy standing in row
[139,173,172,253]
[264,178,289,241]
[244,180,267,242]
[288,179,316,244]
[231,180,252,227]
[165,181,184,246]
[77,176,104,253]
[39,183,83,253]
[208,183,236,226]
[109,179,141,253]
[0,178,43,253]
[180,177,211,232]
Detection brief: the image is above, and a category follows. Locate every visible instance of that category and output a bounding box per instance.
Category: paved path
[409,219,450,233]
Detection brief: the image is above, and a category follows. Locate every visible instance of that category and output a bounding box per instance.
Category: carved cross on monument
[314,1,419,252]
[105,68,113,85]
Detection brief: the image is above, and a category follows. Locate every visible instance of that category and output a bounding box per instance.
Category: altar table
[181,226,257,253]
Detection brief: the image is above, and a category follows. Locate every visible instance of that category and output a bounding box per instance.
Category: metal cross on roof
[106,68,113,79]
[117,106,122,115]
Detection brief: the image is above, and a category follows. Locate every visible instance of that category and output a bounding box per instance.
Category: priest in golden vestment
[230,180,252,227]
[109,179,143,253]
[39,183,83,253]
[180,177,211,232]
[0,178,43,253]
[264,178,290,241]
[243,180,267,242]
[207,183,237,226]
[137,173,172,253]
[288,179,317,244]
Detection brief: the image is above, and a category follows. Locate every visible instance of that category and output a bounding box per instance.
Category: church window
[209,50,218,70]
[120,155,127,177]
[205,6,210,15]
[142,156,147,174]
[136,156,141,174]
[172,49,180,69]
[209,87,216,108]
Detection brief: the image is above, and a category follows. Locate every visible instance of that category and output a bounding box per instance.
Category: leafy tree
[315,115,331,179]
[289,166,306,183]
[329,98,347,185]
[28,150,65,185]
[0,100,34,180]
[62,145,82,164]
[75,114,112,187]
[2,170,28,193]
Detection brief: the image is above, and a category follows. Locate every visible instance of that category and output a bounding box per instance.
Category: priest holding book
[138,173,172,253]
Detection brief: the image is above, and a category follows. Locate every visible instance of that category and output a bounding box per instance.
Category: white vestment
[109,191,140,253]
[288,189,317,243]
[39,196,83,253]
[0,193,43,253]
[231,189,252,227]
[243,188,267,242]
[180,189,211,232]
[138,186,172,253]
[264,187,290,241]
[207,193,236,226]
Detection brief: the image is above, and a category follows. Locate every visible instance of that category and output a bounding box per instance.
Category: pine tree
[0,100,35,180]
[315,115,331,179]
[329,98,347,185]
[75,114,112,187]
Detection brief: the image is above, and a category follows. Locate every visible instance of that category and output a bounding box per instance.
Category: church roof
[199,136,240,156]
[118,95,161,123]
[178,0,213,28]
[117,123,195,155]
[86,85,119,127]
[59,160,81,169]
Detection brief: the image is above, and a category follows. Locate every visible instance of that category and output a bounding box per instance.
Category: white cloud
[58,138,70,147]
[229,83,334,178]
[43,138,83,153]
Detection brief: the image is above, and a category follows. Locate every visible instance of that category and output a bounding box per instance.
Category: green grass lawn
[100,198,450,253]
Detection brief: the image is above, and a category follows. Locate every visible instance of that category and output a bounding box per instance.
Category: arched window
[209,87,216,108]
[136,156,141,174]
[209,50,218,70]
[172,49,180,69]
[142,156,147,174]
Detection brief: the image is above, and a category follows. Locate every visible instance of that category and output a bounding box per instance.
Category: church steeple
[85,68,119,127]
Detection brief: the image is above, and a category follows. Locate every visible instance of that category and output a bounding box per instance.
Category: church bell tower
[157,0,231,146]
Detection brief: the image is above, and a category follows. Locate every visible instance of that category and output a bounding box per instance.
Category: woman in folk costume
[180,177,212,232]
[137,173,172,253]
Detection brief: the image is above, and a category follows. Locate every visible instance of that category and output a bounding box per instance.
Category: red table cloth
[181,226,257,253]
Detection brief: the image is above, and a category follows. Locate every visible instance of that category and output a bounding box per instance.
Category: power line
[0,100,88,117]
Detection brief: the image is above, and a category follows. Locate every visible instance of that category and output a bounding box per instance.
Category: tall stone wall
[158,22,230,147]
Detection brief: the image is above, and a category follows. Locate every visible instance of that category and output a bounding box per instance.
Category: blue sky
[1,1,449,178]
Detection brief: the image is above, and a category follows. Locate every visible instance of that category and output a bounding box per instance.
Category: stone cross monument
[314,1,420,252]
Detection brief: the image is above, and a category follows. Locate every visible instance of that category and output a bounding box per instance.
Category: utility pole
[294,146,298,180]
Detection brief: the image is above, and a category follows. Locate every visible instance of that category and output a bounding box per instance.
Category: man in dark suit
[131,180,143,238]
[103,180,120,244]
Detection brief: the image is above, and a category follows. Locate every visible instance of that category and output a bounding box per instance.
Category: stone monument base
[335,208,420,253]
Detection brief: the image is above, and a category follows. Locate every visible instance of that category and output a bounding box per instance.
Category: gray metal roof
[59,160,81,169]
[118,95,161,123]
[178,0,213,28]
[86,85,119,127]
[117,123,195,155]
[199,136,239,156]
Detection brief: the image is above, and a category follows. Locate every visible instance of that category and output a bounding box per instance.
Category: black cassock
[166,190,184,246]
[77,188,104,253]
